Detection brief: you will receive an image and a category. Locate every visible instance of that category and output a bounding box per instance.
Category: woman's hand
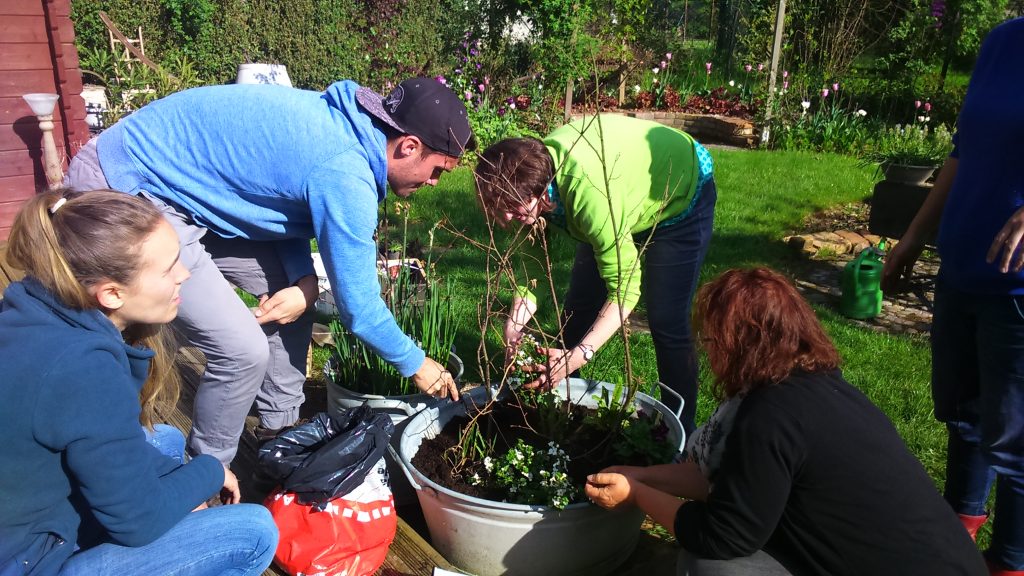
[988,206,1024,273]
[585,471,634,510]
[522,346,588,390]
[881,238,924,294]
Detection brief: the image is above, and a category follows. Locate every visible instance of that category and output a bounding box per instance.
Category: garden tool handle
[657,382,685,419]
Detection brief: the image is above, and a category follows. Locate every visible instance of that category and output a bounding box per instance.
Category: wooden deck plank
[164,345,456,576]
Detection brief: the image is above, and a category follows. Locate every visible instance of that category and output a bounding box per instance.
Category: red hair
[694,267,840,399]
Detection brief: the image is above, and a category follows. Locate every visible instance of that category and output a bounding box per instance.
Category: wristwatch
[577,344,595,362]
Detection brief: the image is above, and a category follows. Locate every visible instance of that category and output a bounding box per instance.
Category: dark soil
[411,398,671,503]
[796,200,872,235]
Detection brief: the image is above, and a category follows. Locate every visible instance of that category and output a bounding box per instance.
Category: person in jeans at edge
[64,77,472,467]
[0,190,277,575]
[474,114,716,434]
[882,17,1024,575]
[585,267,987,576]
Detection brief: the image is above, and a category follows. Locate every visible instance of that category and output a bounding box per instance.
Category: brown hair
[7,189,180,428]
[474,137,554,220]
[694,267,840,399]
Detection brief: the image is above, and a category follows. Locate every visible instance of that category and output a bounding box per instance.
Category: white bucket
[396,378,685,576]
[236,63,292,87]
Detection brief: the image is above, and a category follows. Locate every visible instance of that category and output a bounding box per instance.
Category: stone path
[785,230,937,336]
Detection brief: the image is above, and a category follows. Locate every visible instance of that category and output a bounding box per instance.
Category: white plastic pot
[236,63,292,87]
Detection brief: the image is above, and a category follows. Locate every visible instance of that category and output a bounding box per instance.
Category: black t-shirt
[675,369,986,576]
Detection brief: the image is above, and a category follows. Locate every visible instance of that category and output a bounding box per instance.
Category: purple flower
[455,68,462,75]
[497,106,506,116]
[475,63,481,69]
[435,75,447,85]
[470,49,478,56]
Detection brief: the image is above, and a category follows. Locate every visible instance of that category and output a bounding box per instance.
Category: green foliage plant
[78,45,204,126]
[858,122,954,167]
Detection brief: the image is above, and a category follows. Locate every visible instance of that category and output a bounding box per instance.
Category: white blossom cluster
[491,438,578,509]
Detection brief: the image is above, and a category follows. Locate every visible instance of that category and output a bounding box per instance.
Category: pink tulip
[758,63,764,72]
[744,64,752,72]
[915,100,922,109]
[822,88,830,98]
[435,75,447,85]
[478,84,485,92]
[923,102,932,112]
[783,80,789,90]
[782,70,789,78]
[832,82,839,91]
[705,62,712,73]
[666,52,673,60]
[661,61,667,69]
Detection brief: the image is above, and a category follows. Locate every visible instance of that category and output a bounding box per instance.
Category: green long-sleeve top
[537,114,707,309]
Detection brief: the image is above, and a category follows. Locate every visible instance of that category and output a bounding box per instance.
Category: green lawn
[388,147,945,484]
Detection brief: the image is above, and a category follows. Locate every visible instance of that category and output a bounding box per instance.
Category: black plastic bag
[257,407,394,509]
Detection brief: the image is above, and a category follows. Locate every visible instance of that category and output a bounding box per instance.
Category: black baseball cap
[356,77,474,158]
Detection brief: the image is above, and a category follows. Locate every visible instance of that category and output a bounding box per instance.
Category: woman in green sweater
[475,114,716,431]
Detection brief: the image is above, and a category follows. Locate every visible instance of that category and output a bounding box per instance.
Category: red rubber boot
[959,513,988,541]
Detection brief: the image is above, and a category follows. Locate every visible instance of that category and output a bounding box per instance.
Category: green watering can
[840,242,886,320]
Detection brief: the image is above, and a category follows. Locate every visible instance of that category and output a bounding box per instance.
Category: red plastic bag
[265,458,397,576]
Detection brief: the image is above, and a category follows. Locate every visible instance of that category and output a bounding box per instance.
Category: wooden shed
[0,0,89,239]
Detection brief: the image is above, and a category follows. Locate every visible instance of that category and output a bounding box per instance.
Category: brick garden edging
[591,111,759,148]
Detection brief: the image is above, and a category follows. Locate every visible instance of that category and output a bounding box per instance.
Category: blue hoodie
[0,279,223,576]
[96,80,425,375]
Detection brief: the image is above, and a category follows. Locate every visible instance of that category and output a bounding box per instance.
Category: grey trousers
[66,139,312,465]
[677,550,792,576]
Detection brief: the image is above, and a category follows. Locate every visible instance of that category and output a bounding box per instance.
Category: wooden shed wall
[0,0,89,239]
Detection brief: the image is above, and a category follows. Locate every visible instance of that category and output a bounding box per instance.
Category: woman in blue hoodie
[0,189,277,575]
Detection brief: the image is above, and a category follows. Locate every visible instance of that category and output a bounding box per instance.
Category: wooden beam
[97,11,174,80]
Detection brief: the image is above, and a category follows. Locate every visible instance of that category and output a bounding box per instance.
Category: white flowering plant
[485,438,578,509]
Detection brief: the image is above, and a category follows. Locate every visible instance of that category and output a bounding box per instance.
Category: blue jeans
[562,179,717,434]
[59,504,278,575]
[145,424,187,465]
[932,281,1024,569]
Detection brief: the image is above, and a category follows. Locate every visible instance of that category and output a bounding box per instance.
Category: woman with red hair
[585,268,985,575]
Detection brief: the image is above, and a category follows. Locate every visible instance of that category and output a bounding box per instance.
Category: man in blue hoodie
[65,77,472,466]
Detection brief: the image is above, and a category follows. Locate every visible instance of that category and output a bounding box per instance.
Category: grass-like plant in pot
[858,122,954,184]
[325,222,458,398]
